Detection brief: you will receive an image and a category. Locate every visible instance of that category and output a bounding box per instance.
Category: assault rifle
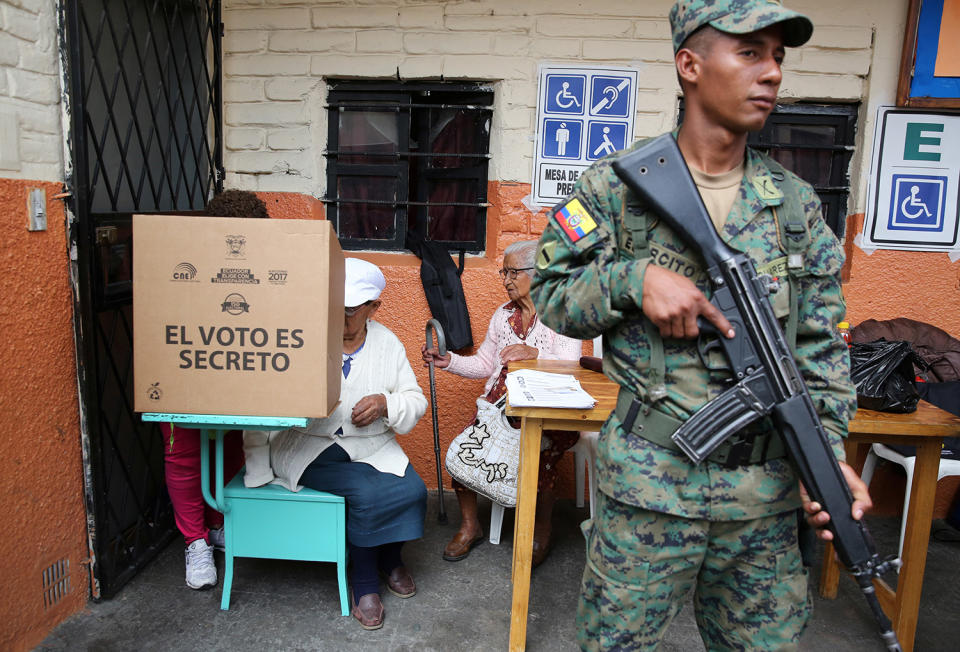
[612,134,901,651]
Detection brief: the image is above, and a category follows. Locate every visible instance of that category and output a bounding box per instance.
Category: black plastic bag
[849,340,924,413]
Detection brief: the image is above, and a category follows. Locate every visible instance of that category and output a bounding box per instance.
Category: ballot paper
[505,369,597,409]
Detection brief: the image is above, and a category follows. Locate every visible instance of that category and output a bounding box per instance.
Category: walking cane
[425,319,448,524]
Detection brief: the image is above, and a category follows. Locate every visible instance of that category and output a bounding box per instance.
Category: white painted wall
[221,0,910,217]
[0,0,63,182]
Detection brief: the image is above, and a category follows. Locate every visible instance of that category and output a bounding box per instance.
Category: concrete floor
[39,492,960,651]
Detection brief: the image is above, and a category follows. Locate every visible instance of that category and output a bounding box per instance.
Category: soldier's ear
[675,48,702,88]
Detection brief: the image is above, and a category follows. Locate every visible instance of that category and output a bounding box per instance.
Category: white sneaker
[208,527,225,551]
[185,539,217,590]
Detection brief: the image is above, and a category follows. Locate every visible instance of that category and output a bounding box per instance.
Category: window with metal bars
[325,80,493,252]
[678,102,858,237]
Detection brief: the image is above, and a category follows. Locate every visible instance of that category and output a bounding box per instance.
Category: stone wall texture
[0,0,64,182]
[221,0,881,197]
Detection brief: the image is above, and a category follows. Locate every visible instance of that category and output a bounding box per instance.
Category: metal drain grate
[42,559,71,609]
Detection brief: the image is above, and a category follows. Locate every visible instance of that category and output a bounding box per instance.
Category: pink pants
[161,424,244,545]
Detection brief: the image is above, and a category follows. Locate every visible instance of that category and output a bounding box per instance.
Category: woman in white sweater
[245,259,427,631]
[422,240,582,567]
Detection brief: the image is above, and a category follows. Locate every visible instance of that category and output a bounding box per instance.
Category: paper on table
[505,369,597,409]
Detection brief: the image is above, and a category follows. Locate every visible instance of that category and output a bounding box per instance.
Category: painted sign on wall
[863,107,960,253]
[532,64,638,207]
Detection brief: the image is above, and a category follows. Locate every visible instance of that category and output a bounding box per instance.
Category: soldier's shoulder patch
[536,240,556,270]
[752,174,784,204]
[553,197,598,243]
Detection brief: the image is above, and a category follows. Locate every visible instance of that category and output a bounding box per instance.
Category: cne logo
[225,234,246,258]
[172,262,198,281]
[221,293,250,315]
[147,382,163,401]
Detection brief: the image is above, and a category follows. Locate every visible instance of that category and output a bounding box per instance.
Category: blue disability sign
[888,174,948,231]
[586,122,627,160]
[545,75,586,115]
[590,76,632,117]
[542,119,582,159]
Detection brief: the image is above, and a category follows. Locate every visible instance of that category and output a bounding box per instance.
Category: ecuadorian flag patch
[554,198,597,243]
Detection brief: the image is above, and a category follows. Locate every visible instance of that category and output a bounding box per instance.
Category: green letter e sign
[904,122,944,161]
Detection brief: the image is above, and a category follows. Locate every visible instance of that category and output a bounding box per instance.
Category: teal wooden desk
[142,413,349,614]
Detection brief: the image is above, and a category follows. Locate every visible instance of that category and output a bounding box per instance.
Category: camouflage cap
[669,0,813,53]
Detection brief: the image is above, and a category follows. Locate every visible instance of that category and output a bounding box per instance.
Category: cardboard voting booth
[133,215,344,418]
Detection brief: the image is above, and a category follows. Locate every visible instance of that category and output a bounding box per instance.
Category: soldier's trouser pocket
[577,518,650,651]
[576,495,701,651]
[693,511,810,651]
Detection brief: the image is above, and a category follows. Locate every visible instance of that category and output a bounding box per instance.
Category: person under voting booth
[161,190,269,591]
[243,258,427,631]
[531,1,872,649]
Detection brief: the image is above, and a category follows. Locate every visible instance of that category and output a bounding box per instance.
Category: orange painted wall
[843,214,960,333]
[257,183,587,499]
[842,213,960,517]
[0,180,87,651]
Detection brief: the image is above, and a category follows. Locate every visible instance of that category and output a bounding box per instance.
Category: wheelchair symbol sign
[888,174,947,231]
[545,75,586,115]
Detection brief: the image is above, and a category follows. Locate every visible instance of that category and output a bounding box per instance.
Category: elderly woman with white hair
[245,258,428,631]
[422,240,581,567]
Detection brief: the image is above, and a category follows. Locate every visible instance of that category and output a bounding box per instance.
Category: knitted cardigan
[244,320,426,490]
[446,301,582,393]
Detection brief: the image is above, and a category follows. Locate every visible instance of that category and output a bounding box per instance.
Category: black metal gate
[62,0,223,598]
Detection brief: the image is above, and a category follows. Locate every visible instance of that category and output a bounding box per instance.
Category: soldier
[531,1,872,649]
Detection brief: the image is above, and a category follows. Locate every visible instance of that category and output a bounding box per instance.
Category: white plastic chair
[488,431,600,544]
[861,443,960,560]
[573,431,599,518]
[489,501,508,545]
[573,337,603,519]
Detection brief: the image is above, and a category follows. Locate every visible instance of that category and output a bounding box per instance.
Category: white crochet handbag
[445,396,521,507]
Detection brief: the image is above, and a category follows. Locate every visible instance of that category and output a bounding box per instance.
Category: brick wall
[0,0,64,182]
[222,0,888,209]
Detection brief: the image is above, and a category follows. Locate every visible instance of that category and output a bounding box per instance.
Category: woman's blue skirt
[299,443,426,547]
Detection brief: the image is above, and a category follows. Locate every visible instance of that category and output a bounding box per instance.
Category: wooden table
[818,400,960,652]
[505,359,618,652]
[505,360,960,652]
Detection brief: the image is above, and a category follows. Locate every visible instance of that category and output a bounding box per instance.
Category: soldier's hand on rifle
[641,265,735,340]
[800,460,873,541]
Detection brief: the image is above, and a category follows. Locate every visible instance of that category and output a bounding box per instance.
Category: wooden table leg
[819,439,860,599]
[891,439,941,652]
[818,540,840,599]
[509,416,543,652]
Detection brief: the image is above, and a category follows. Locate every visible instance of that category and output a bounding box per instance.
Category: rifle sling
[614,388,786,467]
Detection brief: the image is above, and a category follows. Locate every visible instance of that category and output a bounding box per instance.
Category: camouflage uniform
[532,133,856,649]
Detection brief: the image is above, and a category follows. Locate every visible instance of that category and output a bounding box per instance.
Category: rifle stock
[612,134,901,651]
